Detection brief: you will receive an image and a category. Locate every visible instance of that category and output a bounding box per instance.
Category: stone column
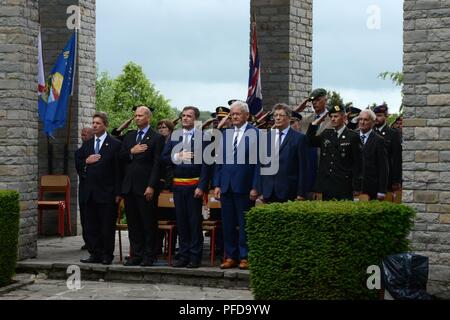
[251,0,312,110]
[403,0,450,299]
[0,0,40,259]
[38,0,96,236]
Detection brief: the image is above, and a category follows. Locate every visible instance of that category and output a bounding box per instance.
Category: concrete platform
[16,233,250,290]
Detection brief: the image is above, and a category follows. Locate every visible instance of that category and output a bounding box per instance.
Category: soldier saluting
[306,104,362,200]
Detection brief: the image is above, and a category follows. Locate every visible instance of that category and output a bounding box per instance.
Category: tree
[96,62,177,130]
[327,91,344,108]
[378,71,403,87]
[378,71,404,114]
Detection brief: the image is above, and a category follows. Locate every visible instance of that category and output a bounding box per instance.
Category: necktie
[334,131,339,139]
[233,130,239,156]
[361,134,366,145]
[95,138,101,154]
[276,131,284,149]
[183,132,190,151]
[315,114,321,120]
[136,130,144,144]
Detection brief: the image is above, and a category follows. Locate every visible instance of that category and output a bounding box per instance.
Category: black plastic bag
[381,253,432,300]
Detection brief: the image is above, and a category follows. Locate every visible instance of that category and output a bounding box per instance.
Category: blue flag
[38,32,76,137]
[246,21,263,116]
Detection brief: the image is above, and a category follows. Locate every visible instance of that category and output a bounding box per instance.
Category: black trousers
[124,193,158,261]
[173,188,203,264]
[85,200,117,259]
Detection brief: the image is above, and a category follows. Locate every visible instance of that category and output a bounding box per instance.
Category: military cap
[373,104,388,114]
[347,107,361,118]
[327,104,346,115]
[308,88,327,101]
[228,99,238,106]
[210,112,217,118]
[216,106,230,118]
[291,111,302,121]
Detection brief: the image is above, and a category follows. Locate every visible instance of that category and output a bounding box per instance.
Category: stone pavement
[0,274,253,300]
[13,233,251,297]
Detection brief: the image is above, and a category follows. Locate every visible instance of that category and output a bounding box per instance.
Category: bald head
[136,106,152,117]
[135,106,152,129]
[81,127,93,142]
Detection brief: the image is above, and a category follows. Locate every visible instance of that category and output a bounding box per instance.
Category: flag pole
[38,13,54,175]
[63,29,77,174]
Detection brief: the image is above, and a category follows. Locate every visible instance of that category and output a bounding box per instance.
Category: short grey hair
[360,109,376,122]
[272,103,292,117]
[230,100,249,114]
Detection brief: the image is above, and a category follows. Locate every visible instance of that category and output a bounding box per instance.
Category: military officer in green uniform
[306,104,362,200]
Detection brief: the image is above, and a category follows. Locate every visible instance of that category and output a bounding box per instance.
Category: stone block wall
[251,0,312,110]
[403,0,450,299]
[0,0,39,259]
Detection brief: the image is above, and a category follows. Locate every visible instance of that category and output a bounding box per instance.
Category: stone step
[16,261,250,290]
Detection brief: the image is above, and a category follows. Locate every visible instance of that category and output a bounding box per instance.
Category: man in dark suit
[356,109,389,200]
[162,106,211,268]
[213,101,260,270]
[75,127,93,250]
[307,104,362,200]
[373,104,402,192]
[79,113,122,265]
[260,103,308,203]
[119,106,165,267]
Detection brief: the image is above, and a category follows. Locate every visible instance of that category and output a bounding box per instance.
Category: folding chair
[37,175,72,237]
[157,191,177,265]
[116,199,128,262]
[203,192,222,266]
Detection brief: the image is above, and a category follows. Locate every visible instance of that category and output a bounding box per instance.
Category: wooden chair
[203,192,223,266]
[116,199,128,262]
[37,175,72,237]
[157,191,177,265]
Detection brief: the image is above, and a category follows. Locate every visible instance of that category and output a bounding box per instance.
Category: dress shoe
[186,262,200,269]
[123,257,142,266]
[239,259,249,270]
[102,258,113,265]
[140,258,154,267]
[172,260,189,268]
[80,256,102,264]
[220,258,238,269]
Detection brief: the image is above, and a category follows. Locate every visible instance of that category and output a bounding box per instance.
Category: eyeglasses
[158,126,168,129]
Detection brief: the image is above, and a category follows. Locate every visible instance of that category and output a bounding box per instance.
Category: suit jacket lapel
[364,131,375,151]
[279,128,291,153]
[99,134,110,155]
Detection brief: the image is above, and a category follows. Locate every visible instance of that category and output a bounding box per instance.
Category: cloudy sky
[97,0,403,113]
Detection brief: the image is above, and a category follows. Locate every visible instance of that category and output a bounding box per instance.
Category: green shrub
[0,190,20,287]
[246,201,415,300]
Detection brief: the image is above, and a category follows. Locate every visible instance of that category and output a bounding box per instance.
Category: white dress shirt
[93,132,107,153]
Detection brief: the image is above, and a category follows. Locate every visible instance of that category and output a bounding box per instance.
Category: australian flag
[38,32,76,137]
[246,20,263,116]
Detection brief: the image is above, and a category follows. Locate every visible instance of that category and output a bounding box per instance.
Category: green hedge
[246,201,415,300]
[0,190,20,287]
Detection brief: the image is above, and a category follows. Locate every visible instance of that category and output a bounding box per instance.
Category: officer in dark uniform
[373,104,402,191]
[306,104,362,200]
[346,106,361,130]
[290,111,303,132]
